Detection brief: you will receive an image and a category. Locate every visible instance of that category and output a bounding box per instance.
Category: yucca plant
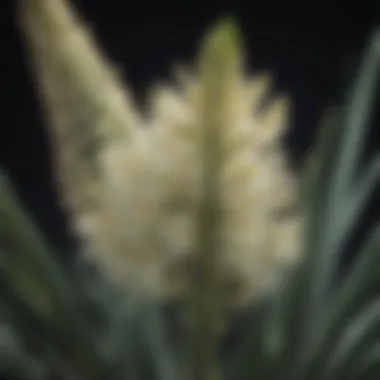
[1,0,380,379]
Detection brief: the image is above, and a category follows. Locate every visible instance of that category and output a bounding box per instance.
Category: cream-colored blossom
[19,0,304,309]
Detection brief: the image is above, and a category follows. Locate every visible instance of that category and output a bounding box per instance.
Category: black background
[1,0,380,266]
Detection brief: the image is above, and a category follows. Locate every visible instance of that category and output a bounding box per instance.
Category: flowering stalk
[187,18,243,380]
[19,0,302,312]
[18,0,139,219]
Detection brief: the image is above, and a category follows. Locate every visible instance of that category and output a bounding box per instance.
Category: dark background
[1,0,380,266]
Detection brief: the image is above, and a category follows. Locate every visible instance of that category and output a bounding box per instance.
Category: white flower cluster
[20,0,304,309]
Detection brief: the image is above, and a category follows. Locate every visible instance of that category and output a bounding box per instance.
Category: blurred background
[1,0,380,272]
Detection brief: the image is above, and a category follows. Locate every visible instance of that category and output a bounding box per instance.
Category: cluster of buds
[20,0,304,310]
